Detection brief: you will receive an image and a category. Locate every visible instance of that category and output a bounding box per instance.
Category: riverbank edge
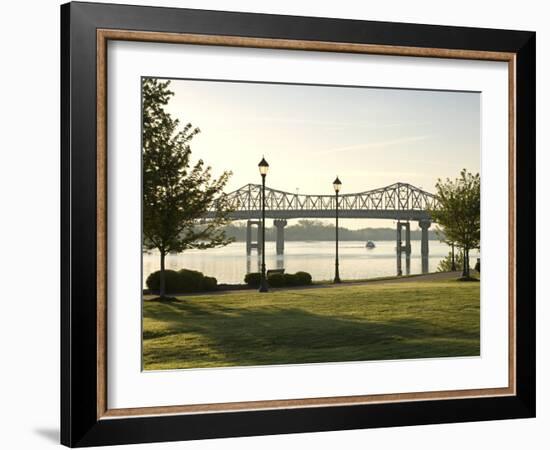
[143,271,476,298]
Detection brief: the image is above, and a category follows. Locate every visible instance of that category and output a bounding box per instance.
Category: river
[142,240,479,287]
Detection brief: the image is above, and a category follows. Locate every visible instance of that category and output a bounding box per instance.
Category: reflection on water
[142,240,479,287]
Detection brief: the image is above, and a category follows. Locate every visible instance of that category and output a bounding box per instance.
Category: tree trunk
[159,250,166,299]
[462,248,467,277]
[451,243,456,271]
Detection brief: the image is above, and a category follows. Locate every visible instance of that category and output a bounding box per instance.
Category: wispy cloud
[214,115,430,129]
[318,135,431,155]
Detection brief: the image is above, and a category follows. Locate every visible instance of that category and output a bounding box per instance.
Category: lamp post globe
[258,157,269,176]
[258,157,269,292]
[333,176,342,193]
[333,176,342,283]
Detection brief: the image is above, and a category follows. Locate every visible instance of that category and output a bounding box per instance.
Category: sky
[162,78,480,229]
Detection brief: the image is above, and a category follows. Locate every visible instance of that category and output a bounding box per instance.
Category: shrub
[437,251,464,272]
[247,271,313,288]
[145,269,182,293]
[267,271,312,287]
[283,273,299,286]
[202,276,218,291]
[146,269,217,293]
[267,273,286,287]
[178,269,206,292]
[244,272,262,287]
[294,271,312,285]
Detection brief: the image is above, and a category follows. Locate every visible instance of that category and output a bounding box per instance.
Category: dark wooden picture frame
[61,2,535,447]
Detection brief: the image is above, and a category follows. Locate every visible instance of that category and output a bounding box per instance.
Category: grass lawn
[143,279,480,370]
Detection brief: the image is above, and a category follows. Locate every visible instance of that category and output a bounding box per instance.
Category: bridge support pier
[396,221,411,276]
[274,219,287,255]
[419,220,431,274]
[246,255,260,274]
[246,220,262,255]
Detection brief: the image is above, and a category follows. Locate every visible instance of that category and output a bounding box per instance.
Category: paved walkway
[357,271,464,285]
[275,270,465,291]
[145,271,469,299]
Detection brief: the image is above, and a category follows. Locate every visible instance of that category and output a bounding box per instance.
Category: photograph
[141,77,481,371]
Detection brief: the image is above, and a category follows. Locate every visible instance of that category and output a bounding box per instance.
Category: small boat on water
[366,241,376,249]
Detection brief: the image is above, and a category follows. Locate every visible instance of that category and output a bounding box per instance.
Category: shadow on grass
[143,298,480,369]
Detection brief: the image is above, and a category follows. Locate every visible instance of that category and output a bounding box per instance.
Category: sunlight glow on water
[142,240,479,287]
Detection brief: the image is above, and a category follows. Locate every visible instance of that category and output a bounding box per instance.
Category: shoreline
[143,271,476,298]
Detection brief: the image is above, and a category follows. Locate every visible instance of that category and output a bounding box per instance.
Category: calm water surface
[142,240,479,287]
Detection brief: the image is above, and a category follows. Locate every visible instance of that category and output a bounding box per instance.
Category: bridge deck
[204,209,431,221]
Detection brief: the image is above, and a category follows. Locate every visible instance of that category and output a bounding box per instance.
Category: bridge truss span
[216,182,437,221]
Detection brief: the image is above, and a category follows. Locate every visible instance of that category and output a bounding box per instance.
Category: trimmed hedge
[203,276,218,291]
[283,273,299,286]
[244,272,262,288]
[267,273,286,287]
[146,269,218,293]
[294,271,313,285]
[244,271,313,288]
[145,270,181,293]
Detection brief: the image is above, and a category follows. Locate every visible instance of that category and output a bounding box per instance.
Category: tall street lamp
[333,176,342,283]
[451,242,457,271]
[258,157,269,292]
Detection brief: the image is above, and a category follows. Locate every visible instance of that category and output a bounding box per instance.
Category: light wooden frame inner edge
[96,29,517,420]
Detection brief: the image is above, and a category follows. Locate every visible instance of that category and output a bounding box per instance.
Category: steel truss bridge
[210,182,437,221]
[206,182,437,274]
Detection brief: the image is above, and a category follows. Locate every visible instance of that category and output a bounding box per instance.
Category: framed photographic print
[61,2,536,447]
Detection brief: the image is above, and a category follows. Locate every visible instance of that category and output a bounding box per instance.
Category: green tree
[437,249,464,273]
[434,228,460,272]
[429,169,480,278]
[142,78,233,299]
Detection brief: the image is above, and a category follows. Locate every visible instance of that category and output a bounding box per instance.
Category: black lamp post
[258,157,269,292]
[333,176,342,283]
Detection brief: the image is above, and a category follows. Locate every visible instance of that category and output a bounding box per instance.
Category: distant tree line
[223,219,440,241]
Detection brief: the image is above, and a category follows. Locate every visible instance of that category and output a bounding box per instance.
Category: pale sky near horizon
[162,78,480,229]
